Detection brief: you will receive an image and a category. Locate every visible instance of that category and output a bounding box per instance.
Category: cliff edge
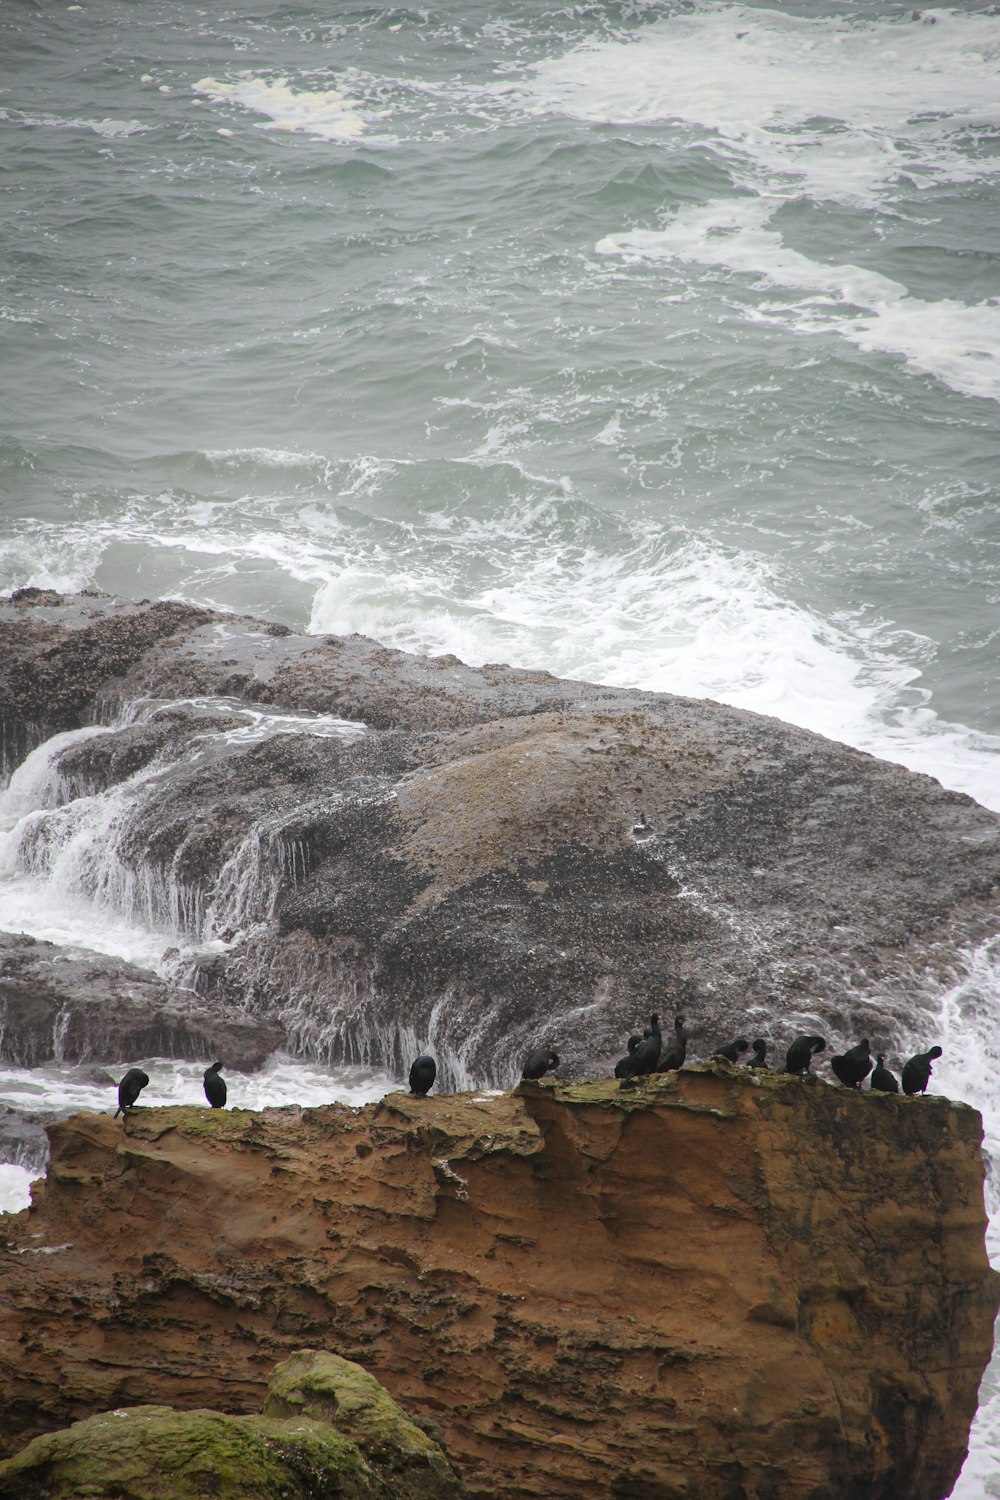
[0,1067,996,1500]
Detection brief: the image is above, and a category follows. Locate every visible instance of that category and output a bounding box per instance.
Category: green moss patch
[0,1354,466,1500]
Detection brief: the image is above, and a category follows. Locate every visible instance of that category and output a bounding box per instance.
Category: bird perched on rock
[114,1067,149,1119]
[870,1054,899,1093]
[745,1039,768,1070]
[783,1035,825,1075]
[614,1035,643,1079]
[409,1054,437,1097]
[656,1015,688,1073]
[203,1061,227,1108]
[617,1015,662,1085]
[712,1036,749,1064]
[830,1038,872,1090]
[901,1046,943,1096]
[521,1047,559,1081]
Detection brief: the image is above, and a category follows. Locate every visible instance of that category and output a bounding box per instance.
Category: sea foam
[930,939,1000,1500]
[519,5,1000,208]
[308,510,1000,815]
[194,76,371,142]
[596,197,1000,406]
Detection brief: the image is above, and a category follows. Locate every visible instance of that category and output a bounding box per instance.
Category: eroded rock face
[1,591,998,1088]
[0,1071,995,1500]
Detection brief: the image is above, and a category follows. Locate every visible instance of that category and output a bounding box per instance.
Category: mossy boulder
[0,1355,465,1500]
[264,1351,464,1499]
[0,1406,366,1500]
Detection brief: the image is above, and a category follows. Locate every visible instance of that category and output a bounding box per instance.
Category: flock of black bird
[608,1015,943,1096]
[113,1061,226,1121]
[112,1024,945,1121]
[404,1018,944,1100]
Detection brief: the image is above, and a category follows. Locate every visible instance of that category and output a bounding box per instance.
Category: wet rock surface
[0,1072,995,1499]
[2,590,998,1087]
[0,1106,51,1173]
[0,589,217,763]
[0,932,283,1071]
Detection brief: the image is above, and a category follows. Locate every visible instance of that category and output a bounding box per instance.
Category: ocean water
[1,0,999,1489]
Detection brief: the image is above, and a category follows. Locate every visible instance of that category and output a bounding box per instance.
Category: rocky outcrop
[0,1070,995,1499]
[0,931,283,1071]
[0,590,217,762]
[0,1350,466,1500]
[2,590,998,1087]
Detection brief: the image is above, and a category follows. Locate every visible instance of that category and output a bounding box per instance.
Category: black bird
[745,1038,768,1070]
[901,1046,943,1097]
[203,1061,227,1108]
[712,1036,749,1064]
[409,1054,437,1097]
[830,1038,872,1090]
[614,1035,643,1079]
[870,1054,900,1093]
[783,1035,825,1076]
[114,1067,149,1118]
[618,1015,662,1084]
[656,1014,688,1073]
[521,1047,560,1081]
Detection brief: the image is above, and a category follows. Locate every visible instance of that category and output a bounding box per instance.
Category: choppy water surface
[2,2,1000,1490]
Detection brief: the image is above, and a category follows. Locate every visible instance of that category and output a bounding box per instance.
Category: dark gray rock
[0,1107,50,1172]
[2,590,998,1090]
[0,932,282,1070]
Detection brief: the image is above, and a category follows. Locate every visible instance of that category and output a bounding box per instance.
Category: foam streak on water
[597,197,1000,404]
[193,76,373,142]
[521,6,1000,207]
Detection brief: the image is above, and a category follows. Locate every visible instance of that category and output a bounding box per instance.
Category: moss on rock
[264,1351,464,1499]
[0,1356,466,1500]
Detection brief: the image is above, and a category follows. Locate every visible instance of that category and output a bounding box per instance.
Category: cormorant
[617,1015,662,1084]
[656,1015,688,1073]
[203,1061,227,1108]
[614,1036,642,1079]
[521,1047,559,1081]
[830,1039,872,1090]
[712,1036,749,1064]
[745,1039,768,1070]
[409,1054,437,1096]
[114,1067,149,1118]
[783,1035,825,1076]
[901,1046,942,1097]
[870,1054,900,1093]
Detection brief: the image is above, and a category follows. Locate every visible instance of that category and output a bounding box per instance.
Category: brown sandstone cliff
[0,1067,996,1500]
